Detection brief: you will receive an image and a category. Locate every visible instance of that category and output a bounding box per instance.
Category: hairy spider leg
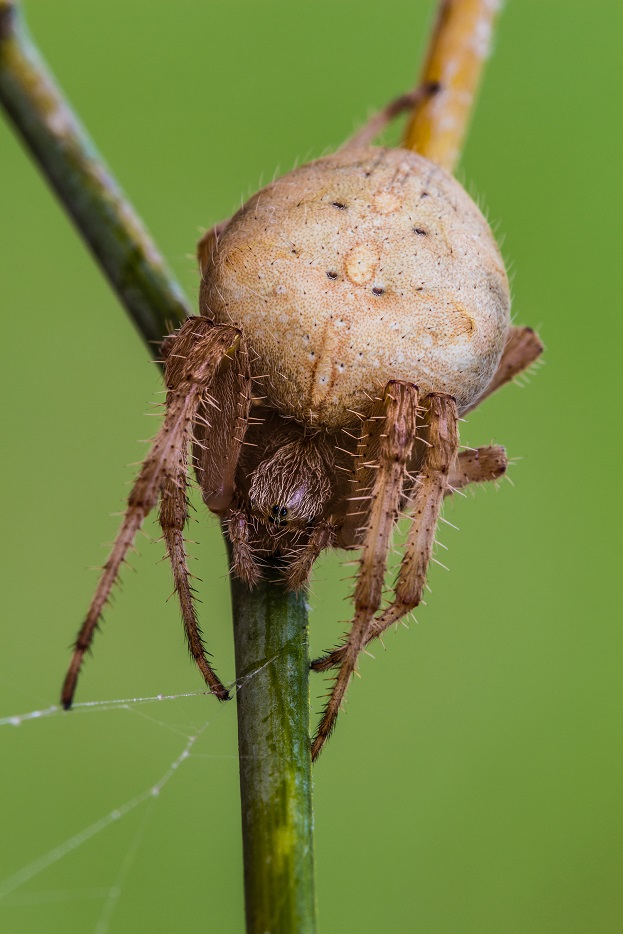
[226,508,262,587]
[311,325,542,674]
[319,395,458,694]
[159,467,229,699]
[349,328,544,659]
[311,442,507,674]
[311,381,419,760]
[446,445,508,493]
[286,519,339,592]
[339,81,441,153]
[192,340,251,514]
[61,318,242,709]
[159,343,250,700]
[355,393,458,654]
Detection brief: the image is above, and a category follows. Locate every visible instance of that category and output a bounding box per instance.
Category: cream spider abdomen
[201,146,510,428]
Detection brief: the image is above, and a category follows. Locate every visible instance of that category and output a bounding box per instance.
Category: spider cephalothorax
[246,420,334,530]
[62,95,543,759]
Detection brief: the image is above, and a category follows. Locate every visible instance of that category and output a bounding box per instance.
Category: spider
[61,84,542,760]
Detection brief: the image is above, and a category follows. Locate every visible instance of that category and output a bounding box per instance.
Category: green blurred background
[1,1,621,931]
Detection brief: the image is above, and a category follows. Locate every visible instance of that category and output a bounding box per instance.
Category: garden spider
[61,84,542,760]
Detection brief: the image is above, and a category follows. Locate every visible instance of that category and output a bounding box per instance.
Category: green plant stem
[231,563,316,934]
[0,0,190,347]
[0,4,316,930]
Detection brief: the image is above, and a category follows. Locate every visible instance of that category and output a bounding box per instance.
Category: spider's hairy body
[64,101,543,759]
[201,147,510,428]
[245,420,334,529]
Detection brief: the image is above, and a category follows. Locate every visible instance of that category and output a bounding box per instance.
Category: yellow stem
[403,0,502,171]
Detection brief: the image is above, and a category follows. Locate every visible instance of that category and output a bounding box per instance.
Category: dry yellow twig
[403,0,502,171]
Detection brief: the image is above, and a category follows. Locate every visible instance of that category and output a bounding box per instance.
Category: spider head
[249,472,324,531]
[268,504,293,528]
[248,434,332,532]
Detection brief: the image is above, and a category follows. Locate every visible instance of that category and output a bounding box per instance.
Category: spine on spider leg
[229,550,317,934]
[0,0,190,348]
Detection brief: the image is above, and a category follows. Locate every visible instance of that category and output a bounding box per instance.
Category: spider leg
[355,394,460,664]
[159,466,230,701]
[464,326,543,414]
[337,392,398,551]
[163,325,250,696]
[447,445,507,494]
[286,520,339,592]
[313,393,458,674]
[227,508,262,587]
[61,317,242,709]
[193,335,252,515]
[311,381,419,760]
[318,329,539,667]
[340,82,440,153]
[191,340,261,586]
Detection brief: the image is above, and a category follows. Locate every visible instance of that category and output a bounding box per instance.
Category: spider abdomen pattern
[201,147,510,429]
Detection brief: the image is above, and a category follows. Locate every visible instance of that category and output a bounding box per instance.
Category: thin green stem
[0,0,190,347]
[0,4,316,931]
[231,563,316,934]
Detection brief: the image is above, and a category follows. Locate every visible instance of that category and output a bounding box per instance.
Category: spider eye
[280,507,288,518]
[272,505,279,515]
